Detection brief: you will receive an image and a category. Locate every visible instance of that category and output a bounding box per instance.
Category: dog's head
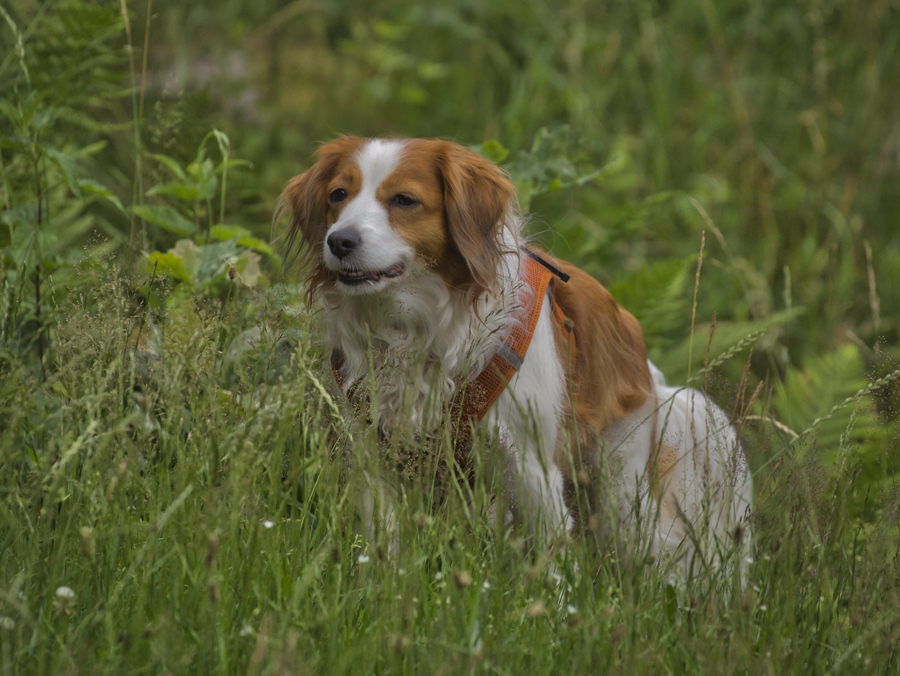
[278,137,517,302]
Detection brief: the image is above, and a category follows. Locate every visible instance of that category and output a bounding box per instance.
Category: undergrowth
[2,1,900,674]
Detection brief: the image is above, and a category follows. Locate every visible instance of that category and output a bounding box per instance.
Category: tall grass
[1,282,898,673]
[1,0,899,673]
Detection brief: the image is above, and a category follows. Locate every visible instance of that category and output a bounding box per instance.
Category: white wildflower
[358,554,370,564]
[55,586,76,601]
[262,520,275,529]
[240,624,252,637]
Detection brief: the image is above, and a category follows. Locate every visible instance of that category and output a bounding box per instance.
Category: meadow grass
[1,271,898,675]
[2,0,900,673]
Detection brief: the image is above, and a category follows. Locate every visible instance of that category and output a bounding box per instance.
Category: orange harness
[330,248,574,465]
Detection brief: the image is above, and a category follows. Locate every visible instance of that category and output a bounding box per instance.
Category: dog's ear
[276,137,362,299]
[277,138,358,264]
[439,144,517,296]
[278,169,328,266]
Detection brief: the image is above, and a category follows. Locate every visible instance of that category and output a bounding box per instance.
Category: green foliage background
[1,0,899,673]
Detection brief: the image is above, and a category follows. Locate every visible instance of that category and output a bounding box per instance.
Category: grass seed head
[454,570,472,588]
[80,527,95,557]
[391,634,411,652]
[205,534,218,569]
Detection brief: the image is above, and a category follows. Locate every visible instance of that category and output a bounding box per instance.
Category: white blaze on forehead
[356,139,405,196]
[323,138,412,278]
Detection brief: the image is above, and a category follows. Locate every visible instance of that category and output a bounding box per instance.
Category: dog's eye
[392,194,418,208]
[329,188,348,203]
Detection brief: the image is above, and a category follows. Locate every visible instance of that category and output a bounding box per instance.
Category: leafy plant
[2,0,900,673]
[136,131,275,310]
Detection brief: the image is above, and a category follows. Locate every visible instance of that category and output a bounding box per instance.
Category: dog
[279,136,753,575]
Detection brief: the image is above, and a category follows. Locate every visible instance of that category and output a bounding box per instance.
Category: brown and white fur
[280,136,753,575]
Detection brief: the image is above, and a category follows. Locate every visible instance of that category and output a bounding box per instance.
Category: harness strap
[330,247,575,467]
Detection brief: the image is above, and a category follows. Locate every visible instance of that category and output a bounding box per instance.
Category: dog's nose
[326,230,361,259]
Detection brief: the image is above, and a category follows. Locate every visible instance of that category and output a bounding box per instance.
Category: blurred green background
[2,0,899,503]
[3,0,900,494]
[7,0,899,364]
[3,2,900,673]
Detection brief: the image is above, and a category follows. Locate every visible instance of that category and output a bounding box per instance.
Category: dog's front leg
[499,427,571,552]
[359,471,400,557]
[488,301,572,552]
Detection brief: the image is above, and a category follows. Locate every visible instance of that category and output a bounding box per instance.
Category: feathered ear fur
[276,136,364,303]
[438,144,517,297]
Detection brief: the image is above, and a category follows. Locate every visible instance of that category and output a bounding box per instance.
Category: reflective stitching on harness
[495,343,523,371]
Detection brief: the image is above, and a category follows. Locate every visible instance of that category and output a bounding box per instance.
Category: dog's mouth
[337,263,407,286]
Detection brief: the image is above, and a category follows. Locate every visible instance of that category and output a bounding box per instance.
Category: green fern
[608,255,691,357]
[770,344,900,497]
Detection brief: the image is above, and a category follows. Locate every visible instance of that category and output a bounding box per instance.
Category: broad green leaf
[78,178,124,212]
[133,205,196,236]
[147,180,203,202]
[43,147,82,198]
[147,250,191,284]
[196,240,240,285]
[218,158,252,172]
[236,236,274,256]
[72,140,108,158]
[1,202,38,227]
[186,158,218,201]
[210,225,251,241]
[147,153,187,180]
[170,239,199,274]
[478,139,509,163]
[209,225,274,256]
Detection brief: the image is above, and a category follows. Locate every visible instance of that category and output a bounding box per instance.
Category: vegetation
[1,0,899,673]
